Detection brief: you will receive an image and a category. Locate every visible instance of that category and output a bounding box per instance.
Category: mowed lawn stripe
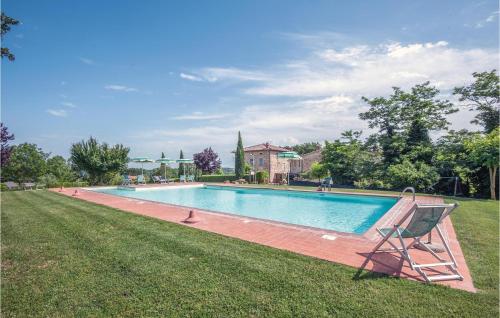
[2,191,498,317]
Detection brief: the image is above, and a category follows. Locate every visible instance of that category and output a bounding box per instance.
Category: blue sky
[2,0,499,167]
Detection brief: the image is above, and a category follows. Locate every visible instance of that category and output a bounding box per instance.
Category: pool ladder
[399,187,415,201]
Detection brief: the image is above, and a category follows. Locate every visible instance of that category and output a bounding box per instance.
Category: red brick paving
[52,184,475,292]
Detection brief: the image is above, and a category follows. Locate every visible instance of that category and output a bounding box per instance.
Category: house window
[259,158,264,166]
[249,158,254,165]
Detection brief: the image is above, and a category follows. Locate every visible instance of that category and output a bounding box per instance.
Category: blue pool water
[93,186,397,234]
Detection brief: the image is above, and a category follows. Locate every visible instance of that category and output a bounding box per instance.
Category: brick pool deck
[52,184,475,292]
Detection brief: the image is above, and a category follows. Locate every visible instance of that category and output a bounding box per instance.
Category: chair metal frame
[371,203,463,283]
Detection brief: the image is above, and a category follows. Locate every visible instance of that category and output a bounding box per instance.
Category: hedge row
[197,175,250,183]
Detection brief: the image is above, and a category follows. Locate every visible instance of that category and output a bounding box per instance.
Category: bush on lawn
[198,175,238,182]
[256,171,269,184]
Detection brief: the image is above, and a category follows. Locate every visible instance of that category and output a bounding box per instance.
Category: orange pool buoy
[184,210,201,223]
[72,189,79,196]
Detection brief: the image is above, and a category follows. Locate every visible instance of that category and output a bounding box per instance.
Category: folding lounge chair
[370,203,463,283]
[137,175,146,185]
[155,176,168,184]
[180,175,186,183]
[23,182,36,190]
[122,175,131,186]
[187,175,195,182]
[152,176,161,184]
[4,181,19,190]
[320,177,332,191]
[159,176,169,184]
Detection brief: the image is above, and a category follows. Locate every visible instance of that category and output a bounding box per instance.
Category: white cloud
[180,68,267,83]
[61,102,77,108]
[198,67,268,82]
[242,41,496,97]
[180,72,204,82]
[79,57,95,65]
[130,39,496,166]
[475,10,499,28]
[170,112,230,120]
[104,84,138,92]
[46,109,68,117]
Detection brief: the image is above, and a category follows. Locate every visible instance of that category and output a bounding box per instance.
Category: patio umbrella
[176,158,194,178]
[130,157,154,176]
[277,151,302,184]
[155,158,175,179]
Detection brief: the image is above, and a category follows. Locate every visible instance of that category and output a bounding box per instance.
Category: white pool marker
[243,219,252,223]
[136,201,145,205]
[321,234,337,241]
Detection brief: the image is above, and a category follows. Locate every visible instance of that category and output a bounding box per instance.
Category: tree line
[311,71,499,199]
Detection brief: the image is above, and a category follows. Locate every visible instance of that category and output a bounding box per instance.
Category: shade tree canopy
[1,12,19,61]
[454,70,499,133]
[194,147,221,174]
[70,137,129,185]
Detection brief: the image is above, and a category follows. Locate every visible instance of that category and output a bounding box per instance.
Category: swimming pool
[92,185,397,234]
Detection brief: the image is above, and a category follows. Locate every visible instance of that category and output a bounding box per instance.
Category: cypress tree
[178,150,184,177]
[159,152,166,177]
[235,131,245,179]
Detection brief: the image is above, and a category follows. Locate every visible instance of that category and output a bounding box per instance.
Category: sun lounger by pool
[153,176,168,184]
[187,175,195,182]
[122,175,132,186]
[22,182,36,190]
[180,175,186,183]
[320,177,332,191]
[137,175,146,185]
[159,176,170,184]
[4,181,19,190]
[369,202,463,283]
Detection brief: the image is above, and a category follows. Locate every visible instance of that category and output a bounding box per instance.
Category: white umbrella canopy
[277,151,302,184]
[176,158,194,178]
[277,151,302,159]
[130,157,154,176]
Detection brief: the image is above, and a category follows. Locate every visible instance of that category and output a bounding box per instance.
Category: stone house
[243,143,322,183]
[243,143,291,183]
[301,149,322,172]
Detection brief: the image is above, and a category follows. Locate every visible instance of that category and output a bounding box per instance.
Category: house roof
[243,143,289,152]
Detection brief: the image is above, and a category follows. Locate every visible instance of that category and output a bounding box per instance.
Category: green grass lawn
[1,190,498,317]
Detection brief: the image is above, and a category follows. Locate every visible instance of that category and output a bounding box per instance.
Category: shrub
[104,172,123,185]
[198,175,238,183]
[386,160,439,191]
[38,174,58,186]
[354,179,391,190]
[197,175,253,183]
[256,171,269,184]
[309,162,328,181]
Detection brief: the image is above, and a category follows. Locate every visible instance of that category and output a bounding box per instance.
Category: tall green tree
[360,82,457,165]
[70,137,129,185]
[1,12,19,61]
[360,92,404,164]
[1,123,14,167]
[46,155,76,182]
[159,152,166,177]
[290,142,321,155]
[434,130,480,195]
[465,128,499,200]
[2,143,47,182]
[178,150,184,178]
[321,131,377,184]
[235,131,245,179]
[454,70,500,133]
[309,162,328,182]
